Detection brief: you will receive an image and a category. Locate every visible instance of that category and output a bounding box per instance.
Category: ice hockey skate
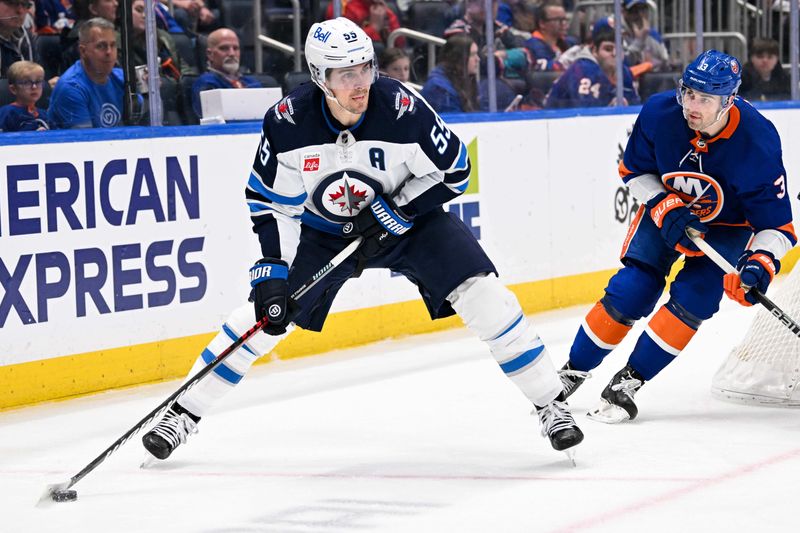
[587,365,644,424]
[141,404,200,464]
[558,362,591,400]
[535,400,584,465]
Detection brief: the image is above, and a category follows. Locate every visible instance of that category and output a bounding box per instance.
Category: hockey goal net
[711,263,800,406]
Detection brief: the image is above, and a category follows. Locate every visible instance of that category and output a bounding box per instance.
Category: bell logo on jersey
[274,97,295,125]
[394,89,415,119]
[303,153,321,172]
[662,171,724,222]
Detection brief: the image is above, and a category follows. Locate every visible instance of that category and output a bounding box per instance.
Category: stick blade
[36,481,76,508]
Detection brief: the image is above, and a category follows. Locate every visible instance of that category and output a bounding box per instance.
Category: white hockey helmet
[305,17,377,96]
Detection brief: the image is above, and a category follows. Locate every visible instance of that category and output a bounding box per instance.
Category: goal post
[711,261,800,407]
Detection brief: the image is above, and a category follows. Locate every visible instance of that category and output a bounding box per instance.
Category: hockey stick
[37,237,363,506]
[686,230,800,339]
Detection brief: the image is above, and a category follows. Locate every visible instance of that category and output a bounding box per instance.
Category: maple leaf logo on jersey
[328,177,368,215]
[274,97,295,125]
[394,88,415,119]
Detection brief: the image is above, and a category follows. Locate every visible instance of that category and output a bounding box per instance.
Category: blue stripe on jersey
[248,172,307,206]
[301,211,344,234]
[248,201,303,217]
[201,348,244,384]
[222,323,257,356]
[499,345,545,374]
[453,142,469,171]
[490,313,523,341]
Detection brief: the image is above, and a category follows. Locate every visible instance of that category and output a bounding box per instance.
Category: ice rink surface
[4,290,799,532]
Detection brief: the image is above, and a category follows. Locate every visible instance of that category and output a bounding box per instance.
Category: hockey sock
[447,274,562,406]
[568,300,634,371]
[178,303,289,417]
[628,302,699,380]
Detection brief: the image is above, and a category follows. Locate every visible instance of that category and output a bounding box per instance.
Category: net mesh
[711,266,800,406]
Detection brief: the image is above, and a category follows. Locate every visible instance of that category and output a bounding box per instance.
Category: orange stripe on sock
[648,306,697,351]
[585,302,632,346]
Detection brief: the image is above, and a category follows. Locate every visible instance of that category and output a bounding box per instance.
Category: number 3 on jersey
[430,113,451,154]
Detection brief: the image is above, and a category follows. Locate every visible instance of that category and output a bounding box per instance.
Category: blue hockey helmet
[680,49,742,97]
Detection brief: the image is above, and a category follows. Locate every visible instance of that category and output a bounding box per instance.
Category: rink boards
[2,104,799,409]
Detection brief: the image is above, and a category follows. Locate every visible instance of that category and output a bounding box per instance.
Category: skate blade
[563,448,577,467]
[140,453,159,469]
[586,399,631,424]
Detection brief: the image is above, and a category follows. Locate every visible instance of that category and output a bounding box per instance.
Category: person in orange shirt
[326,0,405,47]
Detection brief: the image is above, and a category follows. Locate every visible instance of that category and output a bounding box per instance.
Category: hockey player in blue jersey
[557,49,796,423]
[142,17,583,461]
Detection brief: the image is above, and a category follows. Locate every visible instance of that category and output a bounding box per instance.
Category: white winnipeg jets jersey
[245,76,471,265]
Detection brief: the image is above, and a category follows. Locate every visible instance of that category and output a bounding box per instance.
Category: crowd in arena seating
[0,0,795,131]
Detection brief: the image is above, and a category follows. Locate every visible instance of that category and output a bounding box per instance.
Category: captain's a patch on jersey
[303,153,321,172]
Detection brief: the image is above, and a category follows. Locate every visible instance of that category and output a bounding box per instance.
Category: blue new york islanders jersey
[620,91,796,244]
[246,76,471,264]
[545,54,639,109]
[0,103,49,131]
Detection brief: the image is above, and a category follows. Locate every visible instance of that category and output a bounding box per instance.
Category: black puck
[52,489,78,502]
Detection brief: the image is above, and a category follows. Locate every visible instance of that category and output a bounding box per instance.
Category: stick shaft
[687,233,800,340]
[61,238,362,490]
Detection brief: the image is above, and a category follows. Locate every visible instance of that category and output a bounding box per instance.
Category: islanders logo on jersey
[312,169,385,222]
[662,171,724,222]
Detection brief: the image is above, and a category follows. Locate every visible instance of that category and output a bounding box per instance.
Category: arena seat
[283,70,311,93]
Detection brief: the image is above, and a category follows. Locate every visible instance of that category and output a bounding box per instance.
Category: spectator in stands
[169,0,217,35]
[740,38,791,102]
[325,0,404,48]
[593,0,669,73]
[34,0,75,34]
[129,0,194,81]
[544,24,639,109]
[421,34,479,113]
[506,0,537,48]
[379,47,410,83]
[0,60,49,130]
[445,0,516,51]
[0,0,35,77]
[60,0,118,75]
[48,17,127,128]
[191,27,261,118]
[524,0,577,71]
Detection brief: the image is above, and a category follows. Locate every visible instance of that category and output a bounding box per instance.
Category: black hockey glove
[249,258,298,335]
[647,192,708,256]
[342,196,414,259]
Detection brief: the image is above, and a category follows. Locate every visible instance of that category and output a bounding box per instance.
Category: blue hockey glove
[342,196,414,259]
[723,250,780,307]
[647,193,708,256]
[249,258,298,335]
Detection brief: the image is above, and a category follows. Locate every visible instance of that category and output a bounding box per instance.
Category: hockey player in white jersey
[142,17,583,461]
